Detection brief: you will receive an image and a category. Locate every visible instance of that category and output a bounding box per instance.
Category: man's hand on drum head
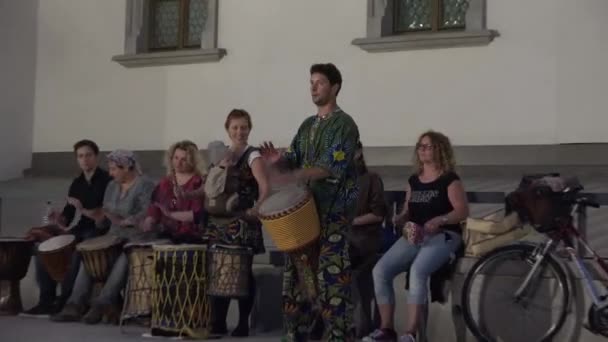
[260,141,284,164]
[245,206,260,219]
[24,225,64,242]
[24,228,44,242]
[24,228,50,242]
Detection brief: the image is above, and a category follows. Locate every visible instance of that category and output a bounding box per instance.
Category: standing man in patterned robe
[261,63,360,342]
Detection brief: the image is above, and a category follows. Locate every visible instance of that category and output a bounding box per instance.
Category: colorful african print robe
[281,107,360,342]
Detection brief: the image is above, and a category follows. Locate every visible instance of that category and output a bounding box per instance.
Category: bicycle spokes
[462,244,569,342]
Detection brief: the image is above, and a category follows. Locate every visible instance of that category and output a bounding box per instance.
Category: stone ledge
[26,144,608,178]
[266,249,608,281]
[111,48,226,68]
[362,144,608,167]
[352,30,498,52]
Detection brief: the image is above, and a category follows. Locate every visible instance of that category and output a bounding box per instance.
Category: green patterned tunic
[281,107,360,342]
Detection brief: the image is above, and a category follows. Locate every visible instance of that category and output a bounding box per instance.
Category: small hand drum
[403,221,425,245]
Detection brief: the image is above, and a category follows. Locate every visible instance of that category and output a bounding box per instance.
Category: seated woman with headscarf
[51,149,156,324]
[140,140,206,243]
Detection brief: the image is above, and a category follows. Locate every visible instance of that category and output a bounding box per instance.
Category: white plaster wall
[32,0,167,152]
[555,0,608,144]
[164,0,559,148]
[0,0,38,180]
[30,0,607,153]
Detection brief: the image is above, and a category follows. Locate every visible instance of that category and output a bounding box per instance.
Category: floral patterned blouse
[146,174,204,238]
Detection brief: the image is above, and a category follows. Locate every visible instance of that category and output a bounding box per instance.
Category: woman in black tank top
[365,131,469,342]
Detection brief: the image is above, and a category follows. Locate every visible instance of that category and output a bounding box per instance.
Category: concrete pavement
[0,316,283,342]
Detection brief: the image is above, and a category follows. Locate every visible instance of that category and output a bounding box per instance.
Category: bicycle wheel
[461,244,569,342]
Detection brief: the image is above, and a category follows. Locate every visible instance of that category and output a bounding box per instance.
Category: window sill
[351,30,498,53]
[111,48,227,68]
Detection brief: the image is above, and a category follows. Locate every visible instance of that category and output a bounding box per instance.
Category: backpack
[505,173,580,232]
[204,146,254,217]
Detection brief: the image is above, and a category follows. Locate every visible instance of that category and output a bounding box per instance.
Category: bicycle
[461,181,607,341]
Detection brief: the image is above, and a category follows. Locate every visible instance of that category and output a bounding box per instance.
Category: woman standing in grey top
[52,150,156,324]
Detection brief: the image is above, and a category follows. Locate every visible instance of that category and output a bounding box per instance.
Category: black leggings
[210,271,256,329]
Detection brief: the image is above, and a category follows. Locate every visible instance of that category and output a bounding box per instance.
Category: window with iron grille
[394,0,469,33]
[149,0,207,50]
[352,0,497,52]
[113,0,224,68]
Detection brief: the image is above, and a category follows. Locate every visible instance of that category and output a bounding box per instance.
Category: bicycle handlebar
[572,196,600,208]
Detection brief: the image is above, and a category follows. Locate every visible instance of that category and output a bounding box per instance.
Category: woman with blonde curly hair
[364,131,469,342]
[141,140,207,242]
[162,140,208,177]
